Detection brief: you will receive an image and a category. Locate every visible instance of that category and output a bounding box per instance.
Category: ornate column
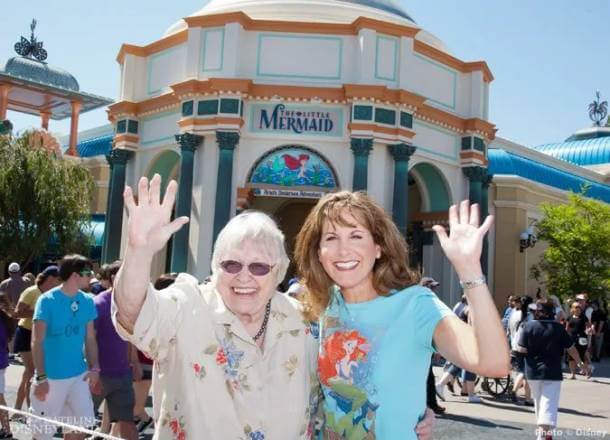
[463,166,488,275]
[462,166,486,207]
[67,101,81,156]
[481,172,493,277]
[0,84,10,121]
[101,153,115,263]
[40,111,51,131]
[102,148,133,263]
[388,143,417,239]
[212,131,240,244]
[170,133,203,273]
[350,138,373,191]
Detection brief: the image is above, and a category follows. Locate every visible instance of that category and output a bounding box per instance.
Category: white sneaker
[435,383,446,401]
[468,394,482,403]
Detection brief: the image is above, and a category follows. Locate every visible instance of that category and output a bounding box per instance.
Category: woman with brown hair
[294,191,509,439]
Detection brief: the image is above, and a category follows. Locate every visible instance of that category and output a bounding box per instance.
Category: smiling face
[317,209,381,300]
[215,239,278,320]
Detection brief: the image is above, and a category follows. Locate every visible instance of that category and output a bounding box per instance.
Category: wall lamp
[519,226,537,252]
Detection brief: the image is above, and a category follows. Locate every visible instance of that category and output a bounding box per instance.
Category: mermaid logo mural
[249,147,337,188]
[318,329,379,438]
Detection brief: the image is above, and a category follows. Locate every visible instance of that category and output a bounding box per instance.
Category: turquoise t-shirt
[33,288,97,380]
[319,285,453,439]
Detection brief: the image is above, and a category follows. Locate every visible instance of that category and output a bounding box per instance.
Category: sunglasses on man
[220,260,274,277]
[79,269,95,277]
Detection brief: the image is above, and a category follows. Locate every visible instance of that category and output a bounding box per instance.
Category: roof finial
[14,19,48,62]
[588,90,608,127]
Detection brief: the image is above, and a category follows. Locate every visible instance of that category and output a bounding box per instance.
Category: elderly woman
[113,176,432,440]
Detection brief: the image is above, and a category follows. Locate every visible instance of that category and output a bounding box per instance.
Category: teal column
[170,133,203,273]
[350,138,373,191]
[462,166,485,207]
[101,153,114,263]
[481,172,493,277]
[212,131,240,245]
[388,143,417,239]
[102,149,133,264]
[463,166,488,274]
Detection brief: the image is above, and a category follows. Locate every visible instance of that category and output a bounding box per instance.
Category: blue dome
[77,134,113,158]
[535,128,610,167]
[488,149,610,203]
[338,0,414,22]
[3,56,79,92]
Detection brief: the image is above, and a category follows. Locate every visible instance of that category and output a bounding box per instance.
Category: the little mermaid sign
[250,103,344,137]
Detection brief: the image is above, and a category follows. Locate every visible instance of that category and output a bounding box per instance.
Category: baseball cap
[41,265,59,277]
[8,262,20,273]
[421,277,440,287]
[575,294,587,300]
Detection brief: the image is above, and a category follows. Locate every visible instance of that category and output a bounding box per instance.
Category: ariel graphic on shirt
[319,329,379,438]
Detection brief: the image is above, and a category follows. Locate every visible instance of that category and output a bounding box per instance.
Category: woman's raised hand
[123,174,189,255]
[431,200,493,276]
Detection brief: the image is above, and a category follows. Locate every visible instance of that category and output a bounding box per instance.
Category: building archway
[146,149,181,193]
[146,149,181,277]
[407,162,453,303]
[244,145,339,286]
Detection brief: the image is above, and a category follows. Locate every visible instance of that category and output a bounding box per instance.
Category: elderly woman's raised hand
[123,174,189,255]
[431,200,493,277]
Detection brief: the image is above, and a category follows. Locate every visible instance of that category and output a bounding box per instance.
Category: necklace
[253,301,272,342]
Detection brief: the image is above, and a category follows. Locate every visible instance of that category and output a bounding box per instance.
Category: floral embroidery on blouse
[283,355,298,378]
[205,329,249,391]
[160,403,187,440]
[192,362,206,379]
[243,425,265,440]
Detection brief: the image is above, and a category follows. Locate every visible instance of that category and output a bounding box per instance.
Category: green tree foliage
[0,132,94,267]
[531,188,610,301]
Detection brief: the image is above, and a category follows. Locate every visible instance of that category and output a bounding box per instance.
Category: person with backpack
[509,296,534,405]
[516,300,589,440]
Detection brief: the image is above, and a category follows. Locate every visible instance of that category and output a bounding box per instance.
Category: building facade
[105,0,497,306]
[97,0,610,308]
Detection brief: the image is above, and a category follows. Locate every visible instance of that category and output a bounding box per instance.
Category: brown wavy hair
[294,191,420,320]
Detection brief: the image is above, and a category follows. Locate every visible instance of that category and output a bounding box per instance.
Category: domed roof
[164,0,452,53]
[535,127,610,167]
[3,56,79,92]
[165,0,417,35]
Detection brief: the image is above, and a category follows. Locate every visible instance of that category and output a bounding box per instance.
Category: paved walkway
[2,358,608,438]
[433,359,610,439]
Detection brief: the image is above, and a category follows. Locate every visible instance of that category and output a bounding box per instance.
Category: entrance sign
[249,147,337,188]
[250,103,344,137]
[252,188,325,199]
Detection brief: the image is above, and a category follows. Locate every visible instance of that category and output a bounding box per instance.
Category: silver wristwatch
[459,276,486,290]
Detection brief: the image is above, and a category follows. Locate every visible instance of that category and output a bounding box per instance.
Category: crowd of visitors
[0,179,606,440]
[0,257,177,440]
[432,289,607,440]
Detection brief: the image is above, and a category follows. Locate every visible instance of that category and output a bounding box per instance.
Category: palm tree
[588,91,608,127]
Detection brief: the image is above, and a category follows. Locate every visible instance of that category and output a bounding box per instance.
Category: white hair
[210,210,289,285]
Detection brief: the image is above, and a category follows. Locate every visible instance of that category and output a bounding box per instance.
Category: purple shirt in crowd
[93,289,131,377]
[0,320,8,370]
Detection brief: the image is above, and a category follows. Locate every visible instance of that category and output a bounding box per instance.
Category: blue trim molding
[488,149,610,203]
[374,35,398,82]
[256,33,343,80]
[201,28,225,73]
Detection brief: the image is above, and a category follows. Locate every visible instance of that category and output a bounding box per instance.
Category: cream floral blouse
[112,273,320,440]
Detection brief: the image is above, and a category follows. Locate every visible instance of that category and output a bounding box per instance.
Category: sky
[1,0,609,147]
